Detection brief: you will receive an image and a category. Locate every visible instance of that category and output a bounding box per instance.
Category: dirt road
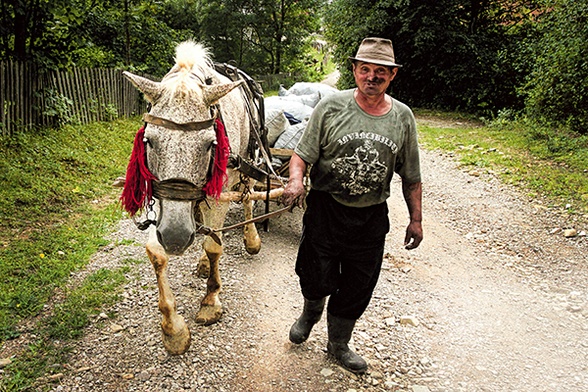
[41,127,588,392]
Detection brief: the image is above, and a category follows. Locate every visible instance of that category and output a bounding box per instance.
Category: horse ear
[123,71,163,103]
[203,80,244,106]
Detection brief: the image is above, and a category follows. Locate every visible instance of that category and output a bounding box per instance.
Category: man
[281,37,423,374]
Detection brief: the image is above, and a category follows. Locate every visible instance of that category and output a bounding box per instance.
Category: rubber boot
[289,297,326,344]
[327,313,368,374]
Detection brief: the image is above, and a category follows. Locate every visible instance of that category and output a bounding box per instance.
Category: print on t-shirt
[332,139,389,195]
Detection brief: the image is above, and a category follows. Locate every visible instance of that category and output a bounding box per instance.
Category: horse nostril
[156,227,195,255]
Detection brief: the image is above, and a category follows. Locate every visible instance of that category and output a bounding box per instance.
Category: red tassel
[120,127,157,216]
[203,119,230,199]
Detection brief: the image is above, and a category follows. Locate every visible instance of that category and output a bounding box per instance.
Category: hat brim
[349,56,402,68]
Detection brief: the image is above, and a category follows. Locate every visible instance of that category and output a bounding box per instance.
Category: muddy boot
[289,297,326,344]
[327,313,368,374]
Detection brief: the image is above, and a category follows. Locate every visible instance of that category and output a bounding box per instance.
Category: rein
[193,204,295,246]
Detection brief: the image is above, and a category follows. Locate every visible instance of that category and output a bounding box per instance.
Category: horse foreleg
[195,237,223,325]
[243,198,261,255]
[195,201,229,325]
[146,231,191,355]
[196,251,210,278]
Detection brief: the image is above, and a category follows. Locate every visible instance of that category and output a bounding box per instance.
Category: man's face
[353,61,398,97]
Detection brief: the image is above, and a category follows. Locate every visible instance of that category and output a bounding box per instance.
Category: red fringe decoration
[203,119,230,199]
[120,127,157,216]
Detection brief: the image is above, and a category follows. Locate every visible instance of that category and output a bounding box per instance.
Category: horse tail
[175,41,212,72]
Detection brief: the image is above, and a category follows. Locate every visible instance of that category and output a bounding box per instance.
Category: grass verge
[0,118,141,390]
[2,263,135,391]
[415,110,588,216]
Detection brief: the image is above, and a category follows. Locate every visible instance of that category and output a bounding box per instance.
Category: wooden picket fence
[0,61,150,136]
[0,60,301,137]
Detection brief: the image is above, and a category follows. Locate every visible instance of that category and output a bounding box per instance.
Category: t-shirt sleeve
[394,108,421,183]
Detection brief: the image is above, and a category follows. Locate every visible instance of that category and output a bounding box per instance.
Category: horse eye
[143,138,153,149]
[208,140,217,151]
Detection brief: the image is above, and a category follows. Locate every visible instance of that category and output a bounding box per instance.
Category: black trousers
[295,190,389,320]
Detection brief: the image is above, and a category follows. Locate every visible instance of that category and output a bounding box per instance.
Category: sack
[287,82,338,99]
[279,92,321,108]
[274,121,307,150]
[265,108,289,146]
[265,96,314,122]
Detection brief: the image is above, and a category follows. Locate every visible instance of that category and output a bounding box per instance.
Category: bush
[523,0,588,134]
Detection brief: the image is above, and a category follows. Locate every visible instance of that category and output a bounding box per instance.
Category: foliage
[0,0,78,67]
[198,0,326,78]
[522,0,588,134]
[39,88,76,126]
[1,0,327,79]
[324,0,543,115]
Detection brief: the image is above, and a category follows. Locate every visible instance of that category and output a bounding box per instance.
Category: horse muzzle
[155,198,197,255]
[151,179,207,255]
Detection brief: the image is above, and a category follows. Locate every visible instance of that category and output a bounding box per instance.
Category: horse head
[123,42,242,255]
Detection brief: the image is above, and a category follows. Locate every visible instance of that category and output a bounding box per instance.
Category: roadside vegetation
[0,118,142,390]
[416,110,588,215]
[1,111,587,390]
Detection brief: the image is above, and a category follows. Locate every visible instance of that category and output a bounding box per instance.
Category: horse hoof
[162,322,191,355]
[195,305,222,326]
[243,235,261,255]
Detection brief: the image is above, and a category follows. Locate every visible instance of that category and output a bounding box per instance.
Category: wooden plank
[16,61,22,132]
[10,60,16,134]
[69,68,81,123]
[0,61,5,135]
[99,68,108,120]
[78,68,88,123]
[269,148,294,158]
[85,68,96,122]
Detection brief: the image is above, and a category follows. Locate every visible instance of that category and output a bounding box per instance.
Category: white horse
[122,41,264,354]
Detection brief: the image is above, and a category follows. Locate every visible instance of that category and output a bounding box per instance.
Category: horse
[121,41,267,355]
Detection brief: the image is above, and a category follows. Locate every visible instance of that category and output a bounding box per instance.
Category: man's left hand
[404,221,423,250]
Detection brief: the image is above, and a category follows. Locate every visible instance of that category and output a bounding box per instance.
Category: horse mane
[161,41,213,100]
[175,41,213,72]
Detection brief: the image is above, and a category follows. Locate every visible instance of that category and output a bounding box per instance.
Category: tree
[523,0,588,133]
[199,0,325,76]
[0,0,88,68]
[324,0,543,115]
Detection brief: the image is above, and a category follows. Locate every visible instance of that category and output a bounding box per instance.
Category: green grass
[416,111,588,215]
[0,118,142,390]
[2,263,136,391]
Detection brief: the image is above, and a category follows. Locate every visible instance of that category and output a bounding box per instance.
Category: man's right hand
[280,153,308,209]
[281,178,306,209]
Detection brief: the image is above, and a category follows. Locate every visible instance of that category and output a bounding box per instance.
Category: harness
[126,63,287,241]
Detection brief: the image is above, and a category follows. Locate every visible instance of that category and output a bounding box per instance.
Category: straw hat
[349,37,402,68]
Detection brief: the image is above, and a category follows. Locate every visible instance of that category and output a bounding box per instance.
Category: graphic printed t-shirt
[295,89,421,207]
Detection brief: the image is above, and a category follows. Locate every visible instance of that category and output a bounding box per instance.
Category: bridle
[142,104,220,202]
[142,106,218,132]
[133,106,220,236]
